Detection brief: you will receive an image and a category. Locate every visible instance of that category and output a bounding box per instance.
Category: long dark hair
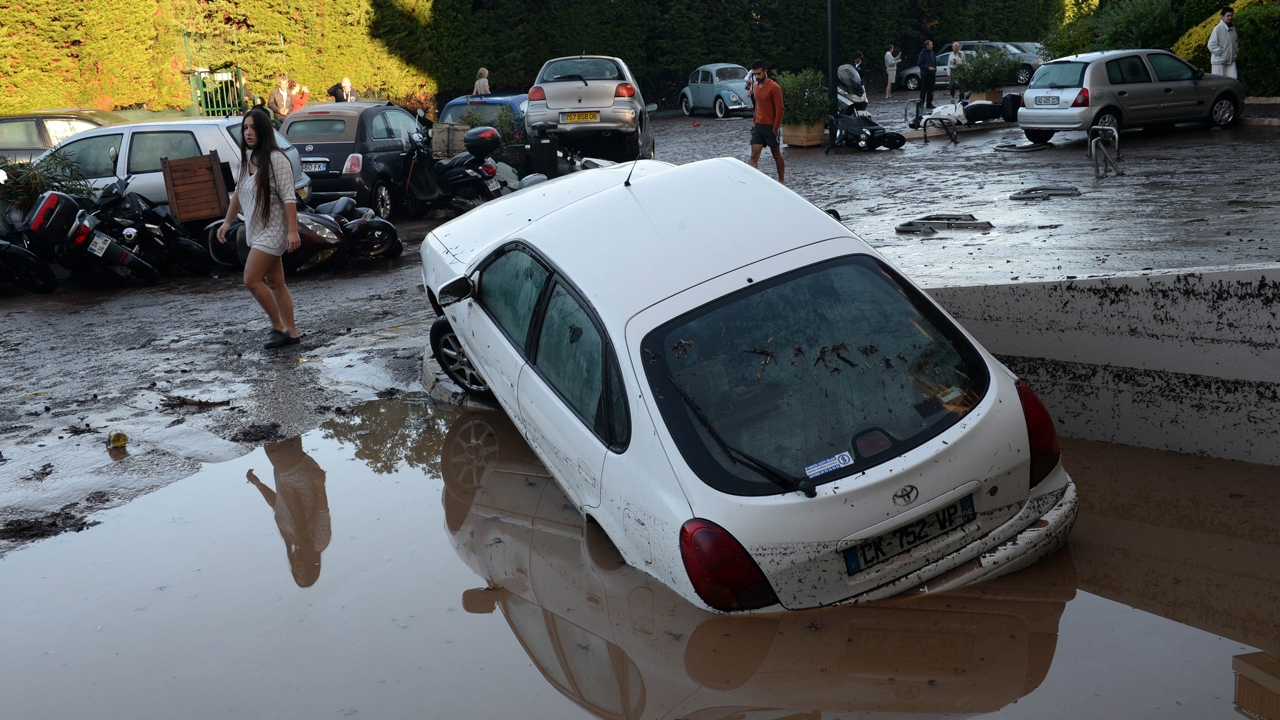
[240,108,281,226]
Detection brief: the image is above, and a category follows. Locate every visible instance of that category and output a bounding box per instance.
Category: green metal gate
[185,67,245,117]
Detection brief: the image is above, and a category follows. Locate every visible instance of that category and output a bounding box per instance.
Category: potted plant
[775,69,828,147]
[951,46,1021,103]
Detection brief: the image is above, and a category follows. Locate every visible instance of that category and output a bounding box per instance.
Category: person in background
[918,40,937,109]
[884,44,902,100]
[288,79,310,111]
[327,77,360,103]
[747,59,785,185]
[473,68,491,95]
[267,75,293,123]
[1208,7,1238,79]
[947,42,967,100]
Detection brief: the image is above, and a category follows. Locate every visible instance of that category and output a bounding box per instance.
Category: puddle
[0,397,1276,718]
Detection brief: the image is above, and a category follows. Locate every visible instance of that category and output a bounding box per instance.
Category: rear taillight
[1017,380,1061,489]
[528,86,546,101]
[680,519,779,612]
[28,193,60,233]
[615,83,637,98]
[1071,88,1089,108]
[1020,94,1027,108]
[342,154,362,174]
[481,162,496,177]
[69,222,93,247]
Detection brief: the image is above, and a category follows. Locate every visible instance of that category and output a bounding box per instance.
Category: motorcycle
[404,118,504,217]
[30,192,161,285]
[0,169,58,293]
[827,86,906,152]
[91,175,214,276]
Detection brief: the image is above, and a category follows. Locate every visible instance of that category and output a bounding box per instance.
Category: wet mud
[1,397,1277,719]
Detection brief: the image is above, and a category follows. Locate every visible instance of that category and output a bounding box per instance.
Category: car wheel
[623,130,641,158]
[681,95,693,116]
[1017,64,1033,85]
[647,137,656,160]
[372,180,394,220]
[429,317,494,400]
[1024,128,1056,144]
[905,75,919,91]
[1210,94,1238,127]
[1093,107,1121,130]
[714,97,728,119]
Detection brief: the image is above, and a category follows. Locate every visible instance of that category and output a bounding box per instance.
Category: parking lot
[1,110,1277,719]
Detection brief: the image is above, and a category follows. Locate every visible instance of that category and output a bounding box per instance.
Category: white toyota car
[420,158,1077,612]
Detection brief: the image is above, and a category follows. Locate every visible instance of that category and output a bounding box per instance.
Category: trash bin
[530,134,560,179]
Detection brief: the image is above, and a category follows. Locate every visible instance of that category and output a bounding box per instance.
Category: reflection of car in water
[248,436,331,587]
[441,409,1077,719]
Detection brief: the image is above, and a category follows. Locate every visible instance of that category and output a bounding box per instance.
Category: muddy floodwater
[2,397,1276,719]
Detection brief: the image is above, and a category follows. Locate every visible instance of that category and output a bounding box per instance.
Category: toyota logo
[892,485,920,506]
[305,144,313,152]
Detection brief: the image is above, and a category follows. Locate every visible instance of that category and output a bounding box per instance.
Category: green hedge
[0,0,1063,114]
[1173,0,1280,95]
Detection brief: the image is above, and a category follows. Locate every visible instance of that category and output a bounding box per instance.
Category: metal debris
[1010,185,1082,201]
[896,214,994,234]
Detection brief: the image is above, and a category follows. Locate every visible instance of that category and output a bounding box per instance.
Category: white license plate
[844,494,977,574]
[485,178,501,193]
[87,234,110,257]
[302,162,327,172]
[1034,96,1059,106]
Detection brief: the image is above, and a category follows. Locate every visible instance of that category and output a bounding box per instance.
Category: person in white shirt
[947,43,966,99]
[1207,8,1238,79]
[884,44,902,100]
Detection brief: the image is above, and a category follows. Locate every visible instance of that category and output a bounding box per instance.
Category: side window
[43,119,97,145]
[1148,54,1194,82]
[477,247,550,351]
[58,133,123,179]
[534,283,605,432]
[370,112,394,140]
[689,71,699,85]
[1107,57,1153,84]
[127,131,201,174]
[0,120,43,149]
[699,70,713,84]
[387,110,418,139]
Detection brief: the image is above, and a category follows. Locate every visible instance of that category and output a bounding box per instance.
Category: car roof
[441,94,528,108]
[288,101,395,118]
[0,108,132,125]
[434,158,854,327]
[1052,49,1176,63]
[697,63,746,71]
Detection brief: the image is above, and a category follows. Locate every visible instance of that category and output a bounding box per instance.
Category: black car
[280,101,425,220]
[0,108,130,163]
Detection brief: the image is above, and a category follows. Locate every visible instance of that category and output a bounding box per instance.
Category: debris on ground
[0,511,99,541]
[994,142,1051,153]
[1010,185,1082,201]
[230,423,284,444]
[161,395,232,411]
[376,388,403,399]
[21,463,54,483]
[65,423,100,436]
[896,214,994,234]
[107,430,129,448]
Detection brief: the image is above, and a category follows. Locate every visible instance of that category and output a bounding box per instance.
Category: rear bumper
[1018,107,1093,130]
[525,103,641,135]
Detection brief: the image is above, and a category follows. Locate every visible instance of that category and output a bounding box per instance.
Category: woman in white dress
[884,44,902,100]
[217,108,301,349]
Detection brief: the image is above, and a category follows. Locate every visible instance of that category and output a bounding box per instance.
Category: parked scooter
[0,169,58,293]
[91,176,213,275]
[404,116,504,217]
[207,195,400,273]
[27,191,161,285]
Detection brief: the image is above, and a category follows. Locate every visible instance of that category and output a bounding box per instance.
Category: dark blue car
[438,93,528,143]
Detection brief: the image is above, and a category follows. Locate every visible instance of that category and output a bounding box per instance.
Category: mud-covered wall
[929,267,1280,466]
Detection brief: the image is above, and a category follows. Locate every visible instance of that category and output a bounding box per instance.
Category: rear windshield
[715,67,747,82]
[641,255,989,497]
[1030,62,1088,89]
[225,125,293,150]
[440,103,504,124]
[539,58,623,83]
[284,119,349,138]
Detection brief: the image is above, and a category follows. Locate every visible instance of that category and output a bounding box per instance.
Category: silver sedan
[524,55,655,161]
[1018,49,1245,144]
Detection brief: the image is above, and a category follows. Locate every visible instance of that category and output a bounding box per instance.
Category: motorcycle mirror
[437,275,475,308]
[645,103,657,112]
[108,146,117,163]
[416,108,425,119]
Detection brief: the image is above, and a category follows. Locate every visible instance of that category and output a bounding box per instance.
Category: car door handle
[1164,88,1174,93]
[1117,91,1127,96]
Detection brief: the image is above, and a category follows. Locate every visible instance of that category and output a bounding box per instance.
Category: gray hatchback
[1018,49,1244,144]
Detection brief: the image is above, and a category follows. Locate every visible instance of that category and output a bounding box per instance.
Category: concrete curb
[420,348,499,410]
[1241,117,1280,126]
[1244,97,1280,104]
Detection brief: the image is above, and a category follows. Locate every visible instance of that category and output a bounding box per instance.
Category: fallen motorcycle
[207,196,399,273]
[91,175,213,276]
[826,88,906,152]
[0,237,56,293]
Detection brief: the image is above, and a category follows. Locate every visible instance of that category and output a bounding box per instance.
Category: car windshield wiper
[552,74,589,86]
[668,376,817,498]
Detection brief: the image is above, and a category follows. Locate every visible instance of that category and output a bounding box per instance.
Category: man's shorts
[750,123,779,148]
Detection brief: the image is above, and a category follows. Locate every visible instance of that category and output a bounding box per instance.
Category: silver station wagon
[1018,49,1245,144]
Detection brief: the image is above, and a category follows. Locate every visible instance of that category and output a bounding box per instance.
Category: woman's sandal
[264,329,290,349]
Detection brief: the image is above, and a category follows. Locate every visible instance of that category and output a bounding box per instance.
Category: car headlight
[299,217,339,241]
[730,93,741,103]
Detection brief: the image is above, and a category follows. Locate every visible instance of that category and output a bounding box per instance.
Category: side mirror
[108,146,118,163]
[416,108,425,119]
[437,275,475,307]
[1193,68,1205,80]
[462,587,499,614]
[645,103,657,113]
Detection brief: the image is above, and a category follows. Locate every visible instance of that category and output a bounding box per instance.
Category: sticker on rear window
[938,386,963,403]
[804,451,854,479]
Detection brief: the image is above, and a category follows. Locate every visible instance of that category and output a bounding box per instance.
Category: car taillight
[1017,380,1061,489]
[528,86,546,101]
[680,519,779,612]
[1021,94,1027,108]
[342,154,362,174]
[481,162,496,177]
[69,222,93,247]
[615,83,637,98]
[28,193,60,233]
[1071,88,1089,107]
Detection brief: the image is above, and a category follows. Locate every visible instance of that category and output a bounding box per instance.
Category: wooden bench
[161,150,230,224]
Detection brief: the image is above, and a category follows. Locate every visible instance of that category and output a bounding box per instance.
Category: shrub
[0,152,95,212]
[1173,0,1280,95]
[1042,0,1099,60]
[1094,0,1185,51]
[951,46,1022,91]
[1182,0,1223,27]
[774,69,828,125]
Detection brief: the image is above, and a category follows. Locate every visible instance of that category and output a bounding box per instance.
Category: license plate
[844,495,977,575]
[87,234,110,257]
[560,111,600,123]
[302,162,327,172]
[1034,96,1059,106]
[485,178,501,193]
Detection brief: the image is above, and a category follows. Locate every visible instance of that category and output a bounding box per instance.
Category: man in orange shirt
[748,59,785,185]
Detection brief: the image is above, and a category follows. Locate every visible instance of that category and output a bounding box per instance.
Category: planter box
[968,91,1005,103]
[782,121,825,147]
[432,122,470,159]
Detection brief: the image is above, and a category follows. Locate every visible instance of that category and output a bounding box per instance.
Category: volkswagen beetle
[680,63,754,118]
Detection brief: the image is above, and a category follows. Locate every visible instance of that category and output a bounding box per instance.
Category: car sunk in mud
[420,157,1078,612]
